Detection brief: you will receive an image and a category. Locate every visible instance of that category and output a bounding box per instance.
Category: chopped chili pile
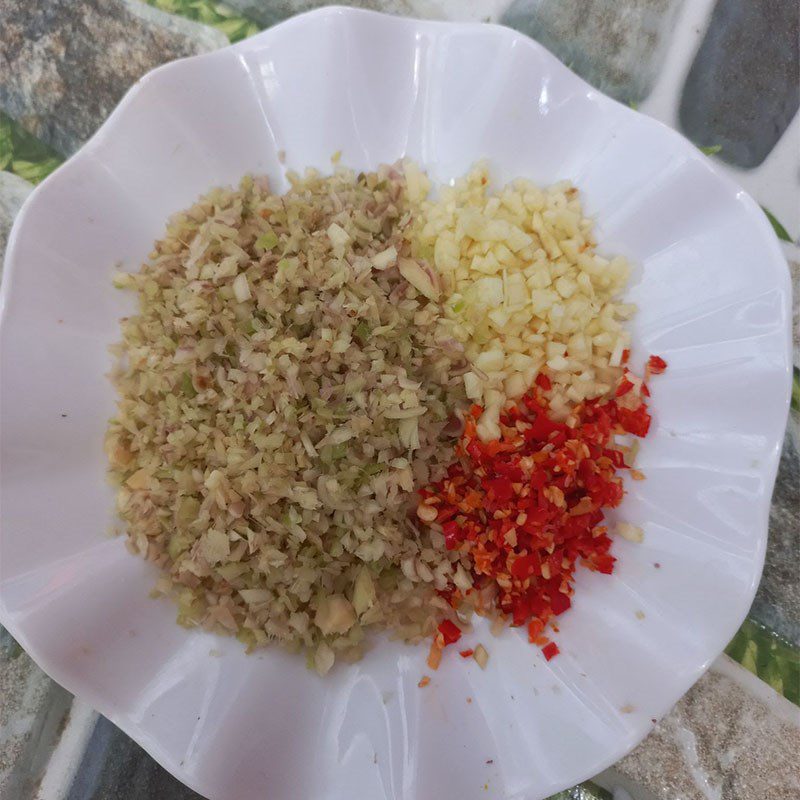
[417,360,665,661]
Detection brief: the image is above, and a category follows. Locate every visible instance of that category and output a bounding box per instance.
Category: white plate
[0,7,792,800]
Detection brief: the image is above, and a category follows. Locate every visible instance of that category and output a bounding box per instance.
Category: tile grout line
[711,654,800,727]
[34,701,98,800]
[638,0,718,125]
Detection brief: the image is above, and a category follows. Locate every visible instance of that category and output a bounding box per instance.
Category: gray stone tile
[790,259,799,370]
[749,428,800,647]
[0,626,74,799]
[752,259,799,645]
[0,170,32,267]
[221,0,416,28]
[0,0,227,157]
[679,0,800,169]
[501,0,685,105]
[548,784,613,800]
[609,656,800,800]
[66,715,203,800]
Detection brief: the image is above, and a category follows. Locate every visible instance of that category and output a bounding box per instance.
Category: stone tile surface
[679,0,800,169]
[222,0,417,27]
[501,0,685,104]
[0,169,32,264]
[749,427,800,647]
[748,258,799,646]
[0,0,227,156]
[66,715,203,800]
[790,259,800,369]
[0,627,74,799]
[611,657,800,800]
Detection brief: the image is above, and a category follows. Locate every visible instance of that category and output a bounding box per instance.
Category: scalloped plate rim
[0,6,792,800]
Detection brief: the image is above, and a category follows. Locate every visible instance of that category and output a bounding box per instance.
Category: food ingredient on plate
[415,359,663,659]
[407,163,635,441]
[473,644,489,669]
[107,166,469,674]
[107,159,663,674]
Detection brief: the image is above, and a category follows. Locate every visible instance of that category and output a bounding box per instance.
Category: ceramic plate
[0,7,792,800]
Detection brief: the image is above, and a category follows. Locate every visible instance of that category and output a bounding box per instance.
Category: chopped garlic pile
[407,163,635,440]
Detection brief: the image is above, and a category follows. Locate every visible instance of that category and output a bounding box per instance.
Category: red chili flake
[550,591,571,616]
[510,553,540,579]
[617,405,651,437]
[438,501,458,520]
[419,360,665,664]
[441,520,461,550]
[647,355,667,375]
[486,477,514,503]
[459,649,475,659]
[542,642,560,661]
[437,620,462,646]
[615,376,634,397]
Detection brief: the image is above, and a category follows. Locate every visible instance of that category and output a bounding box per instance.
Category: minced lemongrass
[106,165,472,674]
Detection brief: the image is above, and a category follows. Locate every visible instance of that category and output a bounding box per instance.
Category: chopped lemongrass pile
[107,165,471,675]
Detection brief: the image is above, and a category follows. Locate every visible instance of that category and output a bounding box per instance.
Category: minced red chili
[418,358,665,661]
[646,355,667,375]
[437,619,462,646]
[542,642,560,661]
